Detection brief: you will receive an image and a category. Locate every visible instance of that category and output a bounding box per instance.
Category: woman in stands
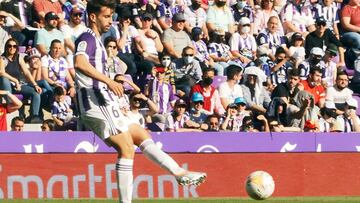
[0,38,44,123]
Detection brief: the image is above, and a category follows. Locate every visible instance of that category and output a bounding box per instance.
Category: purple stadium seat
[212,75,227,89]
[345,66,355,76]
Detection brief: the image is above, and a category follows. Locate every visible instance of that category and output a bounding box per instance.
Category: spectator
[326,71,353,114]
[270,47,292,86]
[191,27,215,69]
[189,93,210,130]
[10,116,24,131]
[206,0,235,33]
[299,47,326,80]
[318,101,339,132]
[340,0,360,67]
[191,67,225,115]
[218,64,243,109]
[206,114,221,131]
[41,39,76,98]
[32,0,64,27]
[173,46,203,97]
[51,86,77,131]
[184,0,209,39]
[241,66,270,114]
[0,10,26,50]
[299,67,326,108]
[138,13,163,65]
[0,0,33,28]
[322,44,338,88]
[221,103,244,131]
[271,68,301,104]
[41,119,56,131]
[127,92,159,129]
[208,29,235,75]
[104,37,127,79]
[34,12,64,56]
[288,32,306,66]
[280,0,315,37]
[256,16,287,57]
[304,16,345,66]
[0,90,22,131]
[229,17,257,67]
[0,38,43,123]
[303,120,318,132]
[292,90,319,130]
[156,0,183,30]
[337,98,360,132]
[312,0,340,37]
[254,0,283,35]
[230,0,254,34]
[162,13,193,59]
[165,99,202,132]
[157,52,176,92]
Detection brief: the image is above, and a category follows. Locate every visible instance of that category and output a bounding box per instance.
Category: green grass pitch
[3,197,360,203]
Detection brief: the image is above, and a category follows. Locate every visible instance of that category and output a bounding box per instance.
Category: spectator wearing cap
[208,29,235,75]
[62,1,87,25]
[298,66,325,108]
[322,43,338,88]
[218,65,244,109]
[145,66,177,115]
[231,0,254,34]
[173,46,203,97]
[184,0,209,39]
[280,0,315,37]
[229,17,257,67]
[221,102,243,131]
[337,98,360,132]
[161,13,193,59]
[33,0,63,27]
[34,11,64,56]
[288,32,306,65]
[312,0,340,38]
[326,71,353,113]
[190,67,225,115]
[256,16,287,57]
[299,47,326,80]
[188,93,209,130]
[234,97,250,118]
[155,0,183,31]
[206,0,235,34]
[138,13,163,65]
[165,99,202,132]
[318,101,340,132]
[60,5,87,78]
[340,0,360,61]
[304,16,345,67]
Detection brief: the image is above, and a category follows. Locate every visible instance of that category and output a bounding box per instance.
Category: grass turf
[2,197,360,203]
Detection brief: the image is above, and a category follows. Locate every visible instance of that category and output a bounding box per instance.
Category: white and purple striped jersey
[280,3,314,34]
[229,33,257,59]
[74,28,108,90]
[312,3,339,32]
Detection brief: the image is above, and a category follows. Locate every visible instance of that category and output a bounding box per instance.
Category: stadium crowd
[0,0,359,132]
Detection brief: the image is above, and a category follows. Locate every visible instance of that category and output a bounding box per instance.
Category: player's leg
[106,132,135,203]
[128,123,207,186]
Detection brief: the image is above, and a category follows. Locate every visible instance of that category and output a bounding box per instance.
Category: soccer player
[73,1,206,203]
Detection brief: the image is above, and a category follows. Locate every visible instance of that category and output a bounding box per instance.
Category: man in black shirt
[271,68,301,104]
[305,16,345,67]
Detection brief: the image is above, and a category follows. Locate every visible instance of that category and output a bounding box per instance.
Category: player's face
[95,7,114,34]
[50,42,63,59]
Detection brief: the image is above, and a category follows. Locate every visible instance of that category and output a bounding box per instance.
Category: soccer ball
[245,171,275,200]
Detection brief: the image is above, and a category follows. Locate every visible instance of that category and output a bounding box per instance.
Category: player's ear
[88,13,97,23]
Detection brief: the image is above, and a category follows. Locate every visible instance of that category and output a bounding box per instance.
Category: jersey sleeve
[74,32,96,60]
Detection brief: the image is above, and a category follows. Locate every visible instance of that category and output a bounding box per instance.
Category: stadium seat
[212,75,227,89]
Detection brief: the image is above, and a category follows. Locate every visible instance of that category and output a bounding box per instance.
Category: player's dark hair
[87,0,117,15]
[53,86,65,96]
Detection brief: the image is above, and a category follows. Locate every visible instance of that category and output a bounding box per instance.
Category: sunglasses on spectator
[184,54,194,57]
[194,101,204,105]
[143,17,152,21]
[316,22,326,27]
[73,13,83,17]
[162,57,171,60]
[176,20,185,23]
[177,105,187,108]
[7,44,17,48]
[210,122,218,125]
[133,98,143,102]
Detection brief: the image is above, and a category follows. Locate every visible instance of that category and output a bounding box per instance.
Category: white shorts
[78,88,134,140]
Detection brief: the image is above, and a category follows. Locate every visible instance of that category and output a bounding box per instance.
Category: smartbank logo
[0,163,199,199]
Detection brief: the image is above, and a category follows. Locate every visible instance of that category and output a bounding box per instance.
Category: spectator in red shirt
[0,90,22,131]
[299,67,326,108]
[33,0,64,27]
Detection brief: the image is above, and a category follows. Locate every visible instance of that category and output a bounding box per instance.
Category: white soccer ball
[245,171,275,200]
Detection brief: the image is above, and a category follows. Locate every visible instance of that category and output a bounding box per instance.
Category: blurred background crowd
[0,0,360,133]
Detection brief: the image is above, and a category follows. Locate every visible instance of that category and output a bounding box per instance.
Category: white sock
[116,158,133,203]
[139,139,185,175]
